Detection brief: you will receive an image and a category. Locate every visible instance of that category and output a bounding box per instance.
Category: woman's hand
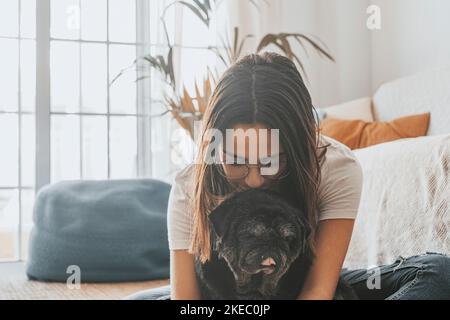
[297,219,355,300]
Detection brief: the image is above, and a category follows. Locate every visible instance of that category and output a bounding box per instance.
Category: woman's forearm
[298,287,335,300]
[296,219,355,300]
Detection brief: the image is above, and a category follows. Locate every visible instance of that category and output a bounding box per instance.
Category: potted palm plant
[114,0,334,139]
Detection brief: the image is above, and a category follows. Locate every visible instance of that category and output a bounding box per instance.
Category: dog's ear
[208,197,236,240]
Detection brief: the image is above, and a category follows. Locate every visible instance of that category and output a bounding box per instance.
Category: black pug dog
[194,189,357,300]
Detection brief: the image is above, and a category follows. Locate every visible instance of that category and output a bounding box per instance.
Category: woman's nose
[244,167,265,189]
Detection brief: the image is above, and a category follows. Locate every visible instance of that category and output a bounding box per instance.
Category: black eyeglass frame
[217,151,290,181]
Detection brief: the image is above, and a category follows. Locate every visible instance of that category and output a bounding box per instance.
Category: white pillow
[373,67,450,135]
[321,97,374,122]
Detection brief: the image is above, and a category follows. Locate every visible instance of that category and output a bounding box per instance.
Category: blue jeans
[124,253,450,300]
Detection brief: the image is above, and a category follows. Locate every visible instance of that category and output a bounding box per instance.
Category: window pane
[149,0,162,45]
[152,0,175,45]
[0,0,19,37]
[82,116,108,180]
[81,43,107,113]
[147,46,165,103]
[109,44,137,114]
[179,48,220,94]
[151,111,173,180]
[21,0,36,39]
[21,115,35,187]
[0,114,19,187]
[81,0,107,41]
[21,40,36,112]
[0,189,19,261]
[109,0,136,43]
[20,189,35,260]
[0,39,19,112]
[51,41,80,112]
[51,115,81,182]
[51,0,80,40]
[110,116,137,179]
[181,3,216,47]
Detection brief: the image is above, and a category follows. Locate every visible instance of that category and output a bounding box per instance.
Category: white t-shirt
[167,135,363,251]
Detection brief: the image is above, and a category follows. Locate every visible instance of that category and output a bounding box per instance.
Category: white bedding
[343,134,450,269]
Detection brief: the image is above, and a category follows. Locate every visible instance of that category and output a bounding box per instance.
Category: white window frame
[3,0,219,262]
[0,0,157,263]
[35,0,153,192]
[35,0,51,192]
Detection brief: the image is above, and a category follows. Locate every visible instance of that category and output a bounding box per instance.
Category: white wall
[231,0,450,107]
[314,0,372,106]
[229,0,372,107]
[370,0,450,92]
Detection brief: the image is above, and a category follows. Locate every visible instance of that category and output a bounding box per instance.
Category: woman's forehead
[222,124,283,158]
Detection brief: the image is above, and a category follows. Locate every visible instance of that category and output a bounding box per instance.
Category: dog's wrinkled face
[209,189,310,282]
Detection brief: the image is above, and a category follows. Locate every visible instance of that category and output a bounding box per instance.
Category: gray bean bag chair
[26,179,171,283]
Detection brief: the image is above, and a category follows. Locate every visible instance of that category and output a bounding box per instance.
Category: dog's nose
[261,257,276,267]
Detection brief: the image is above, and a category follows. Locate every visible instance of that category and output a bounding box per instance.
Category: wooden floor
[0,262,170,300]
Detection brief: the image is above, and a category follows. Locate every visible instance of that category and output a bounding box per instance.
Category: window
[0,0,225,262]
[48,0,143,182]
[0,0,36,261]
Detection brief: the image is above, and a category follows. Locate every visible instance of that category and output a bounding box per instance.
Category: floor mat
[0,262,169,300]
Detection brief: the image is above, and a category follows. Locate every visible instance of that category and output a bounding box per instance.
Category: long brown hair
[190,52,328,263]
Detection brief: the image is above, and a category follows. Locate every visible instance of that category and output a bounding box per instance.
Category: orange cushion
[320,113,431,150]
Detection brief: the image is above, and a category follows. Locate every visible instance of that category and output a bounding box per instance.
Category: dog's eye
[279,225,296,238]
[248,223,266,236]
[238,223,266,237]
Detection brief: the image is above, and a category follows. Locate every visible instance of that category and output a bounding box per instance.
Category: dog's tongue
[261,257,276,267]
[259,257,276,275]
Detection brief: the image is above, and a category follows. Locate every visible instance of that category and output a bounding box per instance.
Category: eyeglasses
[218,152,290,181]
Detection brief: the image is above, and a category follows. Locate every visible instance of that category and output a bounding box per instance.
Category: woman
[127,52,450,300]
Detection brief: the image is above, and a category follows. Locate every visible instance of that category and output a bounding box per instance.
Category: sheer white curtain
[226,0,282,49]
[224,0,373,107]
